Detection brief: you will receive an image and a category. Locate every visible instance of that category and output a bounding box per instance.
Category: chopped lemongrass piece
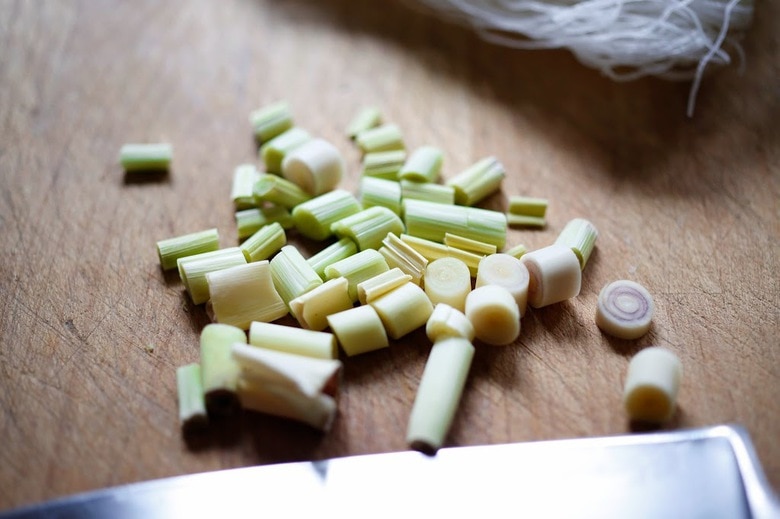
[424,257,472,312]
[270,245,323,307]
[282,138,344,196]
[400,179,455,205]
[520,244,582,308]
[506,214,547,228]
[260,127,311,174]
[292,189,362,241]
[362,150,407,180]
[379,232,428,285]
[406,337,474,455]
[289,277,353,331]
[236,206,294,240]
[360,177,402,215]
[253,174,312,209]
[475,253,530,316]
[239,222,286,263]
[426,303,475,342]
[596,280,655,339]
[403,198,507,249]
[443,233,497,256]
[555,218,599,270]
[445,156,505,206]
[346,106,382,139]
[465,285,521,345]
[200,323,247,416]
[239,377,338,431]
[307,237,358,279]
[398,146,444,183]
[206,261,288,329]
[249,321,337,359]
[623,347,682,424]
[231,164,262,209]
[324,249,389,302]
[508,196,548,217]
[504,243,528,259]
[178,247,247,305]
[330,206,405,251]
[119,143,172,172]
[327,305,389,356]
[400,234,483,276]
[176,363,208,436]
[355,124,405,154]
[370,282,434,340]
[357,268,412,305]
[157,228,219,271]
[250,101,293,143]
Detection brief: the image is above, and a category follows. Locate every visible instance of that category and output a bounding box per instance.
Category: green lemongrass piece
[443,232,497,256]
[360,177,402,215]
[119,143,172,172]
[379,232,428,285]
[292,189,362,241]
[554,218,599,270]
[200,323,247,416]
[446,156,505,206]
[362,150,407,180]
[400,179,455,205]
[475,253,530,317]
[424,257,472,312]
[231,164,262,209]
[403,198,507,249]
[398,146,444,183]
[355,124,405,154]
[406,337,475,455]
[239,222,286,263]
[282,138,345,196]
[508,196,548,217]
[506,213,547,228]
[357,268,413,305]
[324,249,389,302]
[307,237,358,279]
[346,106,382,139]
[330,206,405,251]
[504,243,528,259]
[253,173,312,209]
[176,363,208,435]
[289,277,353,331]
[157,228,219,271]
[177,247,247,305]
[370,282,434,340]
[623,347,682,424]
[206,261,288,329]
[425,303,475,343]
[260,127,311,174]
[250,101,293,143]
[465,285,521,346]
[249,321,337,359]
[236,206,294,240]
[520,244,581,308]
[400,234,483,276]
[327,305,389,357]
[270,245,323,307]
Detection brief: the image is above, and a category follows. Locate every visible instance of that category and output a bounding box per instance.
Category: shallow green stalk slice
[250,101,293,143]
[554,218,599,270]
[445,156,505,206]
[157,228,219,271]
[253,173,312,209]
[508,196,548,217]
[400,179,455,205]
[231,164,262,209]
[346,107,382,139]
[398,146,444,183]
[292,189,362,241]
[176,363,208,436]
[506,213,546,228]
[362,150,407,180]
[200,323,247,417]
[403,198,507,249]
[270,245,323,307]
[177,247,247,305]
[330,206,405,251]
[249,321,337,359]
[119,143,172,172]
[260,127,311,174]
[206,261,288,329]
[307,237,358,280]
[239,222,286,263]
[236,206,294,240]
[355,124,405,154]
[443,233,497,256]
[324,249,389,302]
[360,177,402,215]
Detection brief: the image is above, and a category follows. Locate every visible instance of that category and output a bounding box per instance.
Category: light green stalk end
[398,146,443,183]
[324,249,390,302]
[360,177,402,215]
[307,237,358,280]
[250,101,293,143]
[157,228,220,271]
[362,150,407,180]
[443,232,497,256]
[400,179,455,205]
[231,164,262,210]
[369,282,433,340]
[270,245,324,306]
[446,156,505,206]
[403,198,507,249]
[119,143,173,172]
[176,363,207,433]
[260,127,311,174]
[200,323,247,416]
[355,124,405,154]
[253,173,312,209]
[292,189,362,241]
[346,107,382,139]
[504,243,528,259]
[207,261,289,329]
[177,247,247,305]
[506,213,547,228]
[236,206,294,240]
[331,206,405,251]
[508,196,548,217]
[249,321,337,360]
[554,218,599,270]
[240,222,286,263]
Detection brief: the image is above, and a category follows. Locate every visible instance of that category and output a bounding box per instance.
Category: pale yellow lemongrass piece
[506,214,547,228]
[200,323,247,416]
[554,218,599,270]
[177,247,247,305]
[270,245,323,307]
[206,261,288,330]
[520,244,582,308]
[370,282,434,340]
[504,243,528,259]
[250,101,293,143]
[355,124,405,154]
[400,234,483,276]
[324,249,389,302]
[445,156,505,206]
[379,232,428,286]
[253,173,312,209]
[307,238,358,279]
[425,303,475,342]
[327,305,389,357]
[330,206,405,251]
[400,179,455,205]
[231,164,262,209]
[398,146,444,183]
[176,363,208,434]
[289,277,353,331]
[292,189,362,241]
[596,280,655,339]
[282,138,344,196]
[443,233,497,256]
[249,321,337,359]
[424,257,472,312]
[157,228,219,271]
[346,106,382,139]
[403,198,507,249]
[623,347,682,424]
[465,285,520,346]
[406,337,474,454]
[260,127,311,174]
[360,176,402,215]
[362,150,407,180]
[508,196,548,217]
[119,143,172,172]
[239,222,286,263]
[357,268,413,305]
[237,378,337,431]
[236,206,294,240]
[475,253,530,317]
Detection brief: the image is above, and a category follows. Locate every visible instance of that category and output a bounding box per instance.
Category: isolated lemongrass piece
[465,285,521,345]
[327,305,389,356]
[250,101,293,143]
[330,206,405,251]
[249,321,337,359]
[236,206,294,240]
[362,150,407,180]
[426,303,475,342]
[596,280,655,340]
[355,124,405,154]
[357,268,412,305]
[508,196,548,217]
[446,156,505,206]
[400,179,455,205]
[370,282,434,340]
[623,347,682,424]
[200,323,247,416]
[206,261,288,329]
[289,277,353,331]
[506,214,547,228]
[239,222,286,263]
[520,244,581,308]
[260,127,311,174]
[403,198,507,249]
[324,249,389,302]
[360,177,402,215]
[119,143,172,172]
[231,164,262,209]
[176,363,208,436]
[292,189,362,241]
[424,257,472,312]
[398,146,444,183]
[443,233,497,256]
[504,243,528,259]
[379,232,428,286]
[157,228,219,271]
[346,106,382,139]
[270,245,323,307]
[253,173,312,209]
[307,238,358,280]
[475,253,530,316]
[407,337,475,455]
[177,247,246,305]
[555,218,598,270]
[282,138,344,196]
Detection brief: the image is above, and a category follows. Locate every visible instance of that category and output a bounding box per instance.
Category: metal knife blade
[2,424,778,518]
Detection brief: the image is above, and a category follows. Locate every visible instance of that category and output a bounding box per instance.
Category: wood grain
[1,0,778,510]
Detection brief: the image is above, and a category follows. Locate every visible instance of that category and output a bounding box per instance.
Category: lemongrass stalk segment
[403,198,507,249]
[231,164,262,209]
[260,127,311,174]
[623,347,682,424]
[200,323,247,416]
[292,189,362,241]
[424,257,472,312]
[555,218,599,270]
[465,285,521,345]
[346,106,382,139]
[249,321,337,359]
[289,277,353,331]
[206,261,288,329]
[330,206,405,251]
[379,232,428,286]
[119,143,172,172]
[157,228,219,271]
[508,196,548,217]
[357,268,413,305]
[504,243,528,259]
[355,124,405,154]
[400,234,483,276]
[236,206,294,240]
[443,233,497,256]
[270,245,323,307]
[398,146,444,183]
[475,253,530,316]
[521,244,582,308]
[282,138,344,196]
[445,156,505,206]
[596,280,655,339]
[426,303,475,342]
[253,174,312,209]
[250,101,293,143]
[362,150,407,180]
[406,337,474,454]
[238,378,338,431]
[506,214,547,228]
[239,222,286,263]
[370,282,434,340]
[178,247,247,305]
[400,179,455,205]
[324,249,390,302]
[360,177,402,215]
[176,363,208,435]
[307,237,358,279]
[327,305,389,356]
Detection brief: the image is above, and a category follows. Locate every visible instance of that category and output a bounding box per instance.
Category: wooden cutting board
[1,0,777,511]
